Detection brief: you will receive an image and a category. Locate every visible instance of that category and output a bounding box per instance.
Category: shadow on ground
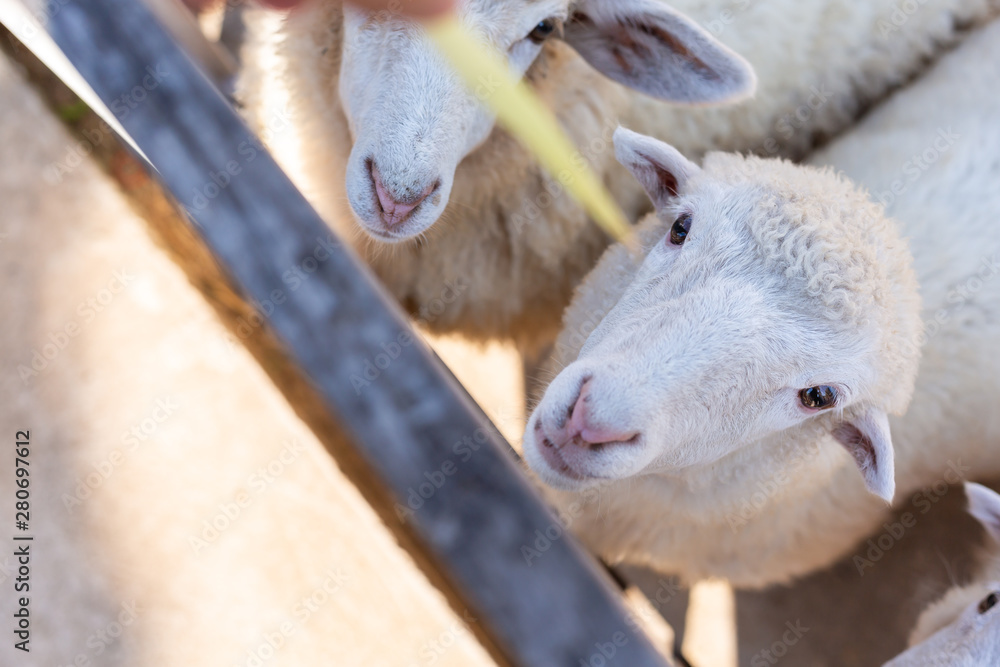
[626,478,993,667]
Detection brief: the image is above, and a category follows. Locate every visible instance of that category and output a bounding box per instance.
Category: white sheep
[884,483,1000,666]
[522,16,1000,588]
[239,0,1000,352]
[239,0,753,353]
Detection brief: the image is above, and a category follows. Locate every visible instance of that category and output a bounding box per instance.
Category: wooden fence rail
[9,1,673,664]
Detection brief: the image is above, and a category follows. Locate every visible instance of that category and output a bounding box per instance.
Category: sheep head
[524,128,922,502]
[336,0,755,241]
[884,483,1000,666]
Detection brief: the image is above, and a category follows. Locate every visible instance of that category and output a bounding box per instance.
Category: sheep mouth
[539,438,588,480]
[528,405,645,484]
[537,436,637,482]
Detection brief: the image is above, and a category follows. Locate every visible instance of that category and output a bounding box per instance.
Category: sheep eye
[979,592,999,614]
[799,386,838,410]
[670,213,692,246]
[529,18,557,43]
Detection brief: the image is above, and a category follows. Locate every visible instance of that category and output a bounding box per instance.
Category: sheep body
[530,18,1000,587]
[239,0,1000,352]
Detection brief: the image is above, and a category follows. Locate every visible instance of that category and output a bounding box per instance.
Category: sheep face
[337,0,755,241]
[524,129,922,502]
[885,483,1000,666]
[884,582,1000,666]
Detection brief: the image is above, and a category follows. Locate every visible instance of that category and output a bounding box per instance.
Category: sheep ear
[833,407,895,503]
[614,127,699,209]
[563,0,755,104]
[966,483,1000,544]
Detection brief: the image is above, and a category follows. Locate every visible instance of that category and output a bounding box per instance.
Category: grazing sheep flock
[238,0,1000,353]
[885,483,1000,666]
[525,18,1000,589]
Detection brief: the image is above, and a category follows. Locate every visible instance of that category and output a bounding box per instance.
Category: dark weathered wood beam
[10,2,672,665]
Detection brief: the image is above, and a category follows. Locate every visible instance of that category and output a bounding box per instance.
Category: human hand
[342,0,454,17]
[183,0,455,18]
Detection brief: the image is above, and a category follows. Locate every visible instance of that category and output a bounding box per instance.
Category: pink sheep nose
[562,379,638,447]
[371,163,436,229]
